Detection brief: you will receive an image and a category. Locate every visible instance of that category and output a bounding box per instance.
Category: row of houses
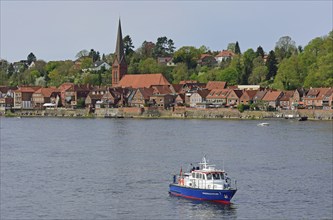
[1,76,332,112]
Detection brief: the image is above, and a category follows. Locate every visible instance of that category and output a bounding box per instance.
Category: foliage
[235,41,241,54]
[173,46,200,69]
[274,36,297,61]
[216,67,238,85]
[76,49,89,58]
[27,52,36,65]
[123,35,135,56]
[237,104,249,113]
[153,36,175,58]
[76,98,85,109]
[265,50,278,81]
[172,63,188,83]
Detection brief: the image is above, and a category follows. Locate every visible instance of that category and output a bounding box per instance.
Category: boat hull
[169,184,237,204]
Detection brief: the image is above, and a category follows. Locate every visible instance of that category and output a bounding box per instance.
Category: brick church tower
[112,19,127,87]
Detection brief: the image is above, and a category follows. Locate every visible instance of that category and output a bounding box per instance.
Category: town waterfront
[0,117,332,219]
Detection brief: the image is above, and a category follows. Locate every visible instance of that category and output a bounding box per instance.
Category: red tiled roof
[262,91,282,101]
[16,86,41,93]
[207,89,230,99]
[306,88,331,100]
[242,90,258,100]
[151,85,172,95]
[280,91,295,101]
[138,87,154,99]
[206,81,227,90]
[34,87,59,97]
[118,73,170,89]
[215,50,235,58]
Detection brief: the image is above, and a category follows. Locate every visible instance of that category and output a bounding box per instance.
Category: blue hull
[169,184,237,204]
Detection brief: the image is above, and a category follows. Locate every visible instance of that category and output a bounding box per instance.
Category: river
[0,117,332,219]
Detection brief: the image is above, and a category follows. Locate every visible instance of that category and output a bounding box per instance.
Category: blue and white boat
[169,156,237,204]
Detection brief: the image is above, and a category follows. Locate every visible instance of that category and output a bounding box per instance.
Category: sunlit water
[0,117,332,219]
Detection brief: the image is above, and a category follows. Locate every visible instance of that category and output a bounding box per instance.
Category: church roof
[117,73,170,89]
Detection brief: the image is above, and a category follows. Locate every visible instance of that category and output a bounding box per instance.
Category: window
[207,173,212,180]
[213,173,221,180]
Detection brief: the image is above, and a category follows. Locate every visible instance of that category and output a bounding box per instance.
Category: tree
[256,46,265,58]
[274,36,297,61]
[153,36,175,57]
[173,46,200,69]
[235,41,241,54]
[7,63,15,78]
[265,50,278,81]
[27,52,36,65]
[172,63,188,83]
[227,43,236,53]
[123,35,135,56]
[76,49,89,58]
[240,49,256,85]
[216,67,238,85]
[273,55,303,90]
[89,49,100,62]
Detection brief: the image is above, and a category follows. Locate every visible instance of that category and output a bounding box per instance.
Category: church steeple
[115,19,125,64]
[112,19,127,87]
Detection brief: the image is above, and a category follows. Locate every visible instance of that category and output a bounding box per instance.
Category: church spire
[112,18,127,87]
[115,18,125,63]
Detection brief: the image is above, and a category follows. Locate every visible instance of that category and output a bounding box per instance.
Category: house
[0,86,16,110]
[303,87,332,109]
[157,57,175,66]
[129,88,154,107]
[85,87,108,110]
[205,81,227,90]
[174,93,186,106]
[240,90,258,105]
[100,88,124,108]
[32,87,60,109]
[262,90,284,109]
[84,61,111,72]
[322,89,333,110]
[13,86,41,109]
[206,89,230,107]
[58,83,91,108]
[197,54,217,67]
[189,89,210,107]
[226,90,243,107]
[117,73,170,89]
[292,88,308,109]
[279,91,295,110]
[215,50,235,63]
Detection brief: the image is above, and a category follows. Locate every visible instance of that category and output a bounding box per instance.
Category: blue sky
[1,1,332,62]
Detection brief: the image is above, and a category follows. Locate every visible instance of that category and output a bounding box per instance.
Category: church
[111,20,170,89]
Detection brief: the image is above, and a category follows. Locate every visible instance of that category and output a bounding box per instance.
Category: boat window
[213,173,221,180]
[192,173,195,178]
[196,173,200,178]
[203,174,206,180]
[199,173,202,179]
[221,173,225,180]
[206,173,212,180]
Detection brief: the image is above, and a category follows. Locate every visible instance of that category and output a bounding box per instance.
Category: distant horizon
[1,1,332,62]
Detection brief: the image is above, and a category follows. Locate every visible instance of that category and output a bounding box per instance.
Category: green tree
[274,36,297,61]
[27,52,36,65]
[256,46,265,58]
[172,63,188,83]
[265,50,278,81]
[235,41,241,54]
[227,43,236,53]
[216,67,238,85]
[173,46,200,69]
[153,36,175,57]
[123,35,135,56]
[240,49,256,85]
[273,55,303,90]
[89,49,100,62]
[76,49,89,59]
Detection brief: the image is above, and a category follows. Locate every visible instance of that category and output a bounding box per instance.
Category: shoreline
[2,108,332,120]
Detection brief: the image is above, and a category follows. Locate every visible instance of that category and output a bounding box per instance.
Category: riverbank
[2,107,332,120]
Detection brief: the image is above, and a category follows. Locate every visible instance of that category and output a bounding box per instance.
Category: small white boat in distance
[257,122,270,126]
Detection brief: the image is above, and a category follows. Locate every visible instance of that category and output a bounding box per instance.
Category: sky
[1,1,332,62]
